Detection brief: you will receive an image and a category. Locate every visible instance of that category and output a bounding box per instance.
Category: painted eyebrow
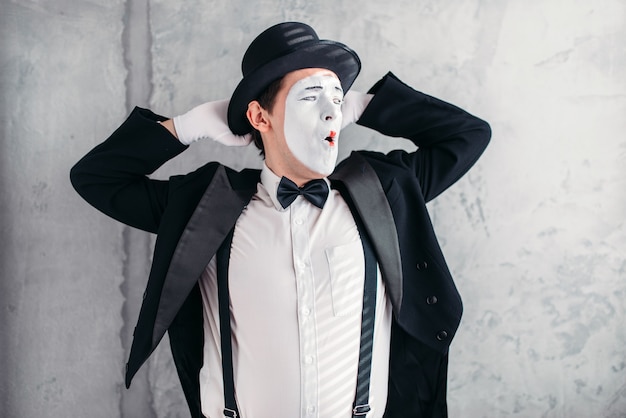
[301,85,344,94]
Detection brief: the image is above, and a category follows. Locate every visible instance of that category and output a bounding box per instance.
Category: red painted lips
[324,130,337,146]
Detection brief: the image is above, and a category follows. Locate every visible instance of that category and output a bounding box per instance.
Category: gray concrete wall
[1,0,624,417]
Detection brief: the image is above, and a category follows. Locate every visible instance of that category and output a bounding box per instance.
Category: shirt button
[295,218,304,225]
[297,261,306,269]
[305,355,314,364]
[302,307,311,316]
[307,406,316,414]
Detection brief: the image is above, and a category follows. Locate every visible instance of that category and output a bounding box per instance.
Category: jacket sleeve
[70,107,188,233]
[356,72,491,202]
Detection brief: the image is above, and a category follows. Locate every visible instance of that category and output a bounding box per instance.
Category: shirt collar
[260,163,331,212]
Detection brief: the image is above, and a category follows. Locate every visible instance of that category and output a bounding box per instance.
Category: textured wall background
[1,0,624,417]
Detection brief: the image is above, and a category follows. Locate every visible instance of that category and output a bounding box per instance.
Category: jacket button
[416,261,428,270]
[426,296,438,305]
[436,330,448,341]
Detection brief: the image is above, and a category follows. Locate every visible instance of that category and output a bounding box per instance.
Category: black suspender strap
[216,230,239,418]
[216,210,378,418]
[351,206,377,417]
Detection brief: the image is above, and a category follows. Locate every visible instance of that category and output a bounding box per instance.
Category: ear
[246,101,271,133]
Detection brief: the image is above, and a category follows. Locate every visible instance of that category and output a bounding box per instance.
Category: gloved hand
[341,90,373,129]
[173,99,252,146]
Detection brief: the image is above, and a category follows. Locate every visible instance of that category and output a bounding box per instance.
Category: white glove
[173,99,252,146]
[341,91,373,129]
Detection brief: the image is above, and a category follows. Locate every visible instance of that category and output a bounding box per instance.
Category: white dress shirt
[198,164,392,418]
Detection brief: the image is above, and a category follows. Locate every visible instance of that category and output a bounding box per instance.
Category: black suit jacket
[71,73,491,417]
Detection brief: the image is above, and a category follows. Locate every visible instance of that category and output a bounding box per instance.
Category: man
[71,22,490,418]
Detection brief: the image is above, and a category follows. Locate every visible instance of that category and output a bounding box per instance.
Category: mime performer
[71,21,491,418]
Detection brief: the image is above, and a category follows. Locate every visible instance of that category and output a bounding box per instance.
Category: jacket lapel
[152,166,258,347]
[331,153,403,316]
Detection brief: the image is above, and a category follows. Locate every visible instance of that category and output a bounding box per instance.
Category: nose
[321,99,341,122]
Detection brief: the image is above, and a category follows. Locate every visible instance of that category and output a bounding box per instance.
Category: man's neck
[264,158,325,187]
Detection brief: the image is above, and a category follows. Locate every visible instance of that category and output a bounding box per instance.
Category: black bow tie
[276,177,329,209]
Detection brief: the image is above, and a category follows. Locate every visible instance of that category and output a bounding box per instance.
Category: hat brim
[227,40,361,135]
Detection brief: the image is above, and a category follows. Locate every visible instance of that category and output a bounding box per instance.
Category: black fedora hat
[227,22,361,135]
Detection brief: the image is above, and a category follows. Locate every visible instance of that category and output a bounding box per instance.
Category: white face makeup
[283,72,344,176]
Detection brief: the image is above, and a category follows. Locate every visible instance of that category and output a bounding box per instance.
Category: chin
[310,163,335,178]
[293,152,337,178]
[313,154,338,176]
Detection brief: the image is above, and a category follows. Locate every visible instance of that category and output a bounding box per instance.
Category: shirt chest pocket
[325,242,365,317]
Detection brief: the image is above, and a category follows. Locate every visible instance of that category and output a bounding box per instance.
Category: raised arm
[356,72,491,202]
[70,108,188,233]
[70,100,252,233]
